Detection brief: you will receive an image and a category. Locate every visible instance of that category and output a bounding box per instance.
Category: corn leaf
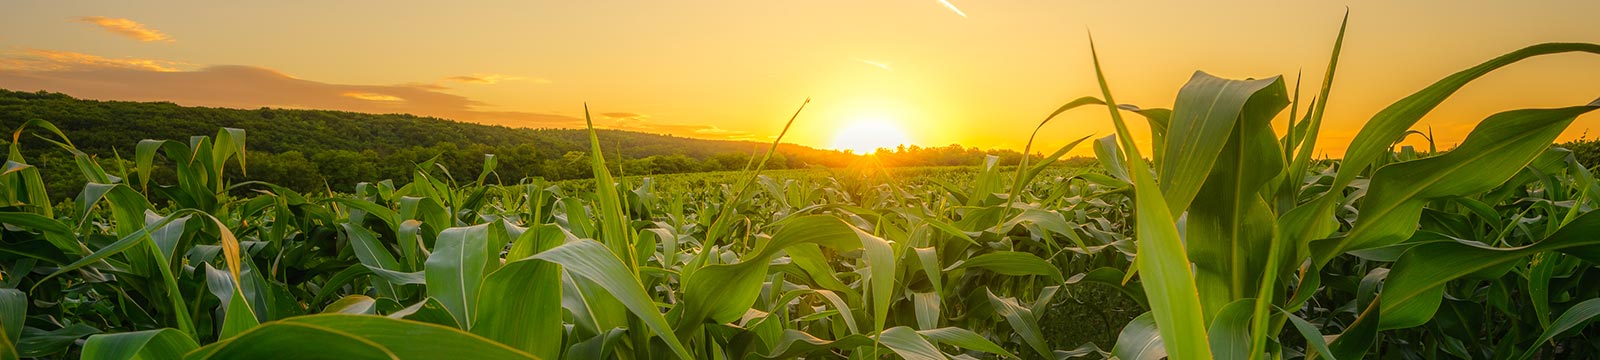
[80,329,198,360]
[424,222,508,330]
[1322,105,1598,262]
[473,226,565,359]
[1090,36,1214,360]
[1516,298,1600,360]
[533,240,692,359]
[1380,210,1600,329]
[187,314,535,359]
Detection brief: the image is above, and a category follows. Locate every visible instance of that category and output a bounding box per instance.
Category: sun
[832,118,912,154]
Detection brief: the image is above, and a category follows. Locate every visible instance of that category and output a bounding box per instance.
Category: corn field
[3,17,1600,359]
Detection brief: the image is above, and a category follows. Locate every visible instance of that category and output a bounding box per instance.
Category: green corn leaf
[473,226,565,360]
[1333,42,1600,193]
[219,285,261,340]
[327,198,401,232]
[581,105,637,273]
[1160,72,1287,216]
[706,98,808,244]
[343,223,403,298]
[322,295,378,315]
[917,327,1016,359]
[37,209,225,339]
[914,247,944,297]
[859,222,897,338]
[15,324,99,358]
[533,240,692,359]
[947,251,1063,282]
[758,330,875,359]
[1093,135,1130,183]
[1329,299,1380,360]
[1065,267,1147,306]
[1182,72,1288,321]
[0,289,21,360]
[1091,34,1213,360]
[1002,94,1103,224]
[211,128,246,178]
[0,212,81,256]
[186,314,535,360]
[675,215,861,333]
[424,222,508,330]
[877,326,945,360]
[366,267,426,285]
[388,298,459,329]
[1517,298,1600,360]
[1281,310,1338,360]
[1002,209,1087,254]
[1110,313,1165,360]
[911,292,940,331]
[813,290,860,334]
[1284,12,1346,204]
[80,329,198,360]
[1206,299,1255,359]
[1380,210,1600,329]
[1321,105,1599,262]
[986,289,1049,359]
[1528,253,1560,329]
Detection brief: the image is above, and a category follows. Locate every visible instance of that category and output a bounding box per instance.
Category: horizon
[3,87,1046,157]
[3,1,1598,155]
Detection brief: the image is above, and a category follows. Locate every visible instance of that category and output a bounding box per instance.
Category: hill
[0,89,1039,198]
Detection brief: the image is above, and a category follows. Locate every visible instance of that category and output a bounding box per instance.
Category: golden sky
[2,1,1598,156]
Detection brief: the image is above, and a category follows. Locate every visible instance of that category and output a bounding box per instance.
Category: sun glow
[832,118,912,154]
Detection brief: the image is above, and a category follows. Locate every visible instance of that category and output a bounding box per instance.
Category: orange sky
[2,1,1598,156]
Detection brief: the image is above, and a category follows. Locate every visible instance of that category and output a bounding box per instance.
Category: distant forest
[0,89,1054,198]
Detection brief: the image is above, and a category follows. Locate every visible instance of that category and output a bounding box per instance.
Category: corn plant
[1060,13,1600,360]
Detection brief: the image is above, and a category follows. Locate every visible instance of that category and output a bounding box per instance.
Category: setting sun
[832,118,912,153]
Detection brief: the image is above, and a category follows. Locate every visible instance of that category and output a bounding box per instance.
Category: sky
[1,1,1598,155]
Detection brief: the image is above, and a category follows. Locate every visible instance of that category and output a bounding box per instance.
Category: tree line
[0,89,1062,200]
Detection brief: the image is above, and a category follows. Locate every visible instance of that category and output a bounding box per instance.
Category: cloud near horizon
[1,49,188,72]
[442,73,549,85]
[71,16,173,42]
[596,111,754,139]
[602,112,646,121]
[854,58,892,71]
[0,49,752,139]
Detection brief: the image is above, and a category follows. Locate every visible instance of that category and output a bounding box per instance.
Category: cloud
[0,49,752,140]
[0,49,188,72]
[342,92,404,102]
[650,124,756,140]
[692,126,754,140]
[855,58,892,71]
[602,112,647,121]
[937,0,968,18]
[71,16,172,42]
[596,111,756,139]
[442,73,548,85]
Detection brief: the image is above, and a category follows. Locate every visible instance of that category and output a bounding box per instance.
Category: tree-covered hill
[0,89,1041,198]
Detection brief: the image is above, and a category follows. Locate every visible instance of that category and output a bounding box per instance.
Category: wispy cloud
[937,0,968,18]
[602,112,647,121]
[631,123,754,141]
[596,112,755,139]
[71,16,172,42]
[0,49,188,72]
[694,127,755,141]
[855,58,893,71]
[442,73,548,85]
[342,92,404,102]
[0,49,752,140]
